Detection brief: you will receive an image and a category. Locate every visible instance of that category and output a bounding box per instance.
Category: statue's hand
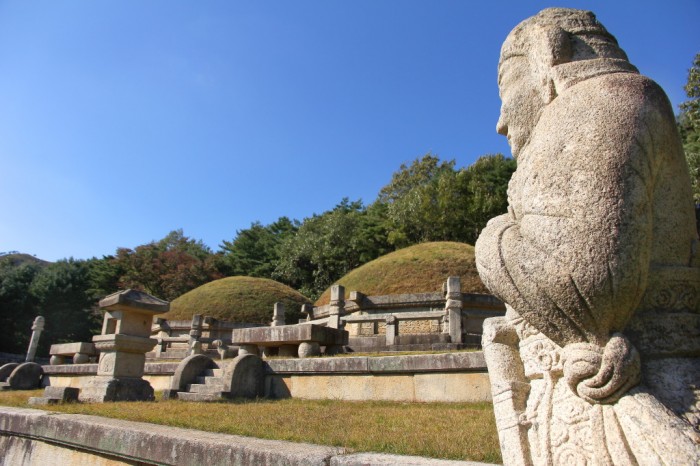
[563,333,641,404]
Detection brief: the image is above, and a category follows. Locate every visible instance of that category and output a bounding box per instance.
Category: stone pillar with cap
[79,289,169,402]
[25,316,45,362]
[444,276,463,345]
[271,302,286,326]
[328,285,345,330]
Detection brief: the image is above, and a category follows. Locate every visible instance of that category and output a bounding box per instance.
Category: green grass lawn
[0,390,501,464]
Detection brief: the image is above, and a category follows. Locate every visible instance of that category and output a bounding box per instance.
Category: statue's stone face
[496,54,545,158]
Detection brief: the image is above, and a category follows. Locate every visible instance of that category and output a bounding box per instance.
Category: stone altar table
[231,324,348,358]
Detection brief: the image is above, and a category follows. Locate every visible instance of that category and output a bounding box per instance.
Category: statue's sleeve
[476,89,657,347]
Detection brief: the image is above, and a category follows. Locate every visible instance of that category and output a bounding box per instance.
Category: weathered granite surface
[475,7,700,465]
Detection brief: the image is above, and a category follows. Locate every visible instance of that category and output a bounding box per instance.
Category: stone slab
[28,386,80,405]
[44,386,80,400]
[367,351,486,373]
[266,352,486,374]
[266,356,370,374]
[273,373,492,403]
[414,373,492,403]
[42,362,179,375]
[232,324,348,346]
[0,406,340,465]
[49,342,96,356]
[289,374,416,402]
[78,376,154,402]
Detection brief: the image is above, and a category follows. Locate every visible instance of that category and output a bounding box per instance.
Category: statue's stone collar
[551,58,639,95]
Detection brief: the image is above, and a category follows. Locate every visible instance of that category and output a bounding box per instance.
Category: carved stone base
[78,376,154,402]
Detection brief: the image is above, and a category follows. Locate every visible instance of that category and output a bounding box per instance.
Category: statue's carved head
[497,8,629,157]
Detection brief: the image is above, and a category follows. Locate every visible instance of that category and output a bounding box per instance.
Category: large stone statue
[475,8,700,465]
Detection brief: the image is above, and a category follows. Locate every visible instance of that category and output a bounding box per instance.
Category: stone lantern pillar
[25,316,45,362]
[79,289,169,402]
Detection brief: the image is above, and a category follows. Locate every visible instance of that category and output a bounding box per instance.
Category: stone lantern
[79,289,169,402]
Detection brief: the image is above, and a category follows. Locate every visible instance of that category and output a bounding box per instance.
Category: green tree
[112,229,223,301]
[375,153,515,247]
[679,53,700,203]
[220,217,298,279]
[377,154,458,247]
[0,258,41,354]
[274,199,391,299]
[460,154,517,243]
[29,259,101,356]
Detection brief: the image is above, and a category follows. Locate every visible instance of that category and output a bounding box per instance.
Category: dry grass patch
[1,390,500,463]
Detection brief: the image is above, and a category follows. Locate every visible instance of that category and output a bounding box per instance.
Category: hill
[315,241,489,306]
[0,253,50,268]
[163,276,312,324]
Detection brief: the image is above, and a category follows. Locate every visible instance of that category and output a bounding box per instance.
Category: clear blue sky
[1,1,698,262]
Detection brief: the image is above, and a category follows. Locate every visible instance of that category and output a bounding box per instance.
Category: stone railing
[305,278,505,350]
[150,315,264,359]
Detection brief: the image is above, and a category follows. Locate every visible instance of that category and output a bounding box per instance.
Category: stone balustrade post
[272,302,286,326]
[328,285,345,330]
[445,276,463,344]
[385,315,398,346]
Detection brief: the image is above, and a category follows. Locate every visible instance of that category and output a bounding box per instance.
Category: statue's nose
[496,113,508,136]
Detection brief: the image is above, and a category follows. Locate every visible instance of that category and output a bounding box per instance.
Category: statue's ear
[529,25,572,104]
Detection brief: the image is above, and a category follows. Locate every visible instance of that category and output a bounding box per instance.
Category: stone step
[202,368,223,377]
[195,375,224,385]
[186,383,209,393]
[187,381,225,393]
[177,391,228,402]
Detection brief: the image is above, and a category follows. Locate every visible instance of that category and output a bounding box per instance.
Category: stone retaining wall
[264,352,491,403]
[41,353,490,403]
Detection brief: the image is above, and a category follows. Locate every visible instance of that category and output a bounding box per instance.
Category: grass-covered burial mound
[315,241,489,306]
[165,276,312,324]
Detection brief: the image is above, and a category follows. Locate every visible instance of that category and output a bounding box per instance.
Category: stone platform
[232,324,348,358]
